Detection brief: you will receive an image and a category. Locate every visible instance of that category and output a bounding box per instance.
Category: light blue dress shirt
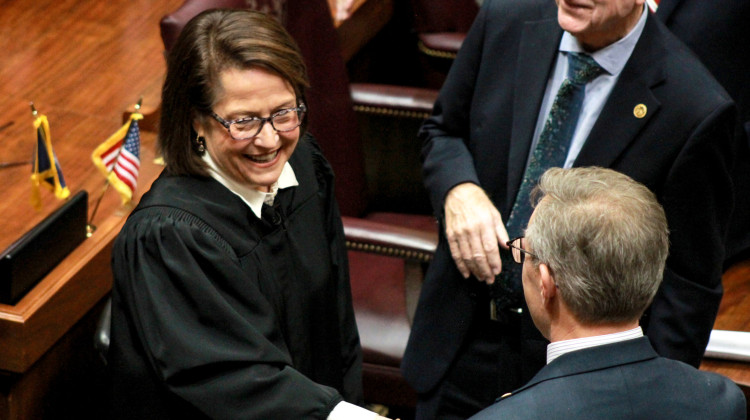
[529,5,649,168]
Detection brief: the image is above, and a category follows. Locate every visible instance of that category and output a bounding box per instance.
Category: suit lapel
[655,0,681,21]
[506,18,561,213]
[574,15,666,168]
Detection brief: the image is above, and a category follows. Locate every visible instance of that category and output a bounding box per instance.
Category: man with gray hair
[403,0,736,416]
[470,167,746,420]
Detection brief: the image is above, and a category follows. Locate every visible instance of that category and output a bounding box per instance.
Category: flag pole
[29,103,38,170]
[86,98,142,237]
[86,180,110,237]
[0,161,30,169]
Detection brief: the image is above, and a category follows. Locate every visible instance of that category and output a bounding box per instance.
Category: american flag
[92,113,142,204]
[108,119,140,193]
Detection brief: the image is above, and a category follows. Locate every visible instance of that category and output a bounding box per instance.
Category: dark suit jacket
[403,0,736,395]
[656,0,750,266]
[469,337,746,420]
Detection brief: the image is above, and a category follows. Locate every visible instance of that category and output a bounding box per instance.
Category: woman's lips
[246,149,279,165]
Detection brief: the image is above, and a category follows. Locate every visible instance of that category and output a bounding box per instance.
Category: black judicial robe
[109,136,364,419]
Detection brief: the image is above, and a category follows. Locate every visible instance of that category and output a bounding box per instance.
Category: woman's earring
[194,135,206,154]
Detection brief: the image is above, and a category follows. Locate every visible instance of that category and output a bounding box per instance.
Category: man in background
[470,167,746,420]
[402,0,737,418]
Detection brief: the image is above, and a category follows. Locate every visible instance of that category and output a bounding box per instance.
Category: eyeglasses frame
[210,102,307,141]
[506,236,538,264]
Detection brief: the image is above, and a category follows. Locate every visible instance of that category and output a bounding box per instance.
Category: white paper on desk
[704,330,750,362]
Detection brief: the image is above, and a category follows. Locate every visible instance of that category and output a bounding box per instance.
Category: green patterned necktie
[491,52,605,313]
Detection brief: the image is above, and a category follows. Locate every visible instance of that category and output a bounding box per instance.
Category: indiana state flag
[91,112,142,205]
[30,113,70,210]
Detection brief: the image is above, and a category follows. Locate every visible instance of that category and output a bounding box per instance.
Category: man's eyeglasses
[506,236,537,264]
[211,103,307,141]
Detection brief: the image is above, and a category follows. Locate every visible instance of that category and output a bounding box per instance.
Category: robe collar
[201,152,299,218]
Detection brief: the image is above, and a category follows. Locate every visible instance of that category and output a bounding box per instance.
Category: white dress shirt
[202,152,299,218]
[547,326,644,364]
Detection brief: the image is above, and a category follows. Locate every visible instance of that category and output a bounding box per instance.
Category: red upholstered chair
[161,0,439,412]
[409,0,479,88]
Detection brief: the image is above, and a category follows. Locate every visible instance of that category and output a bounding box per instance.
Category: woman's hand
[444,183,509,284]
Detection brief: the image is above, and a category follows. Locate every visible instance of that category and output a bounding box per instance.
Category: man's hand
[444,183,509,284]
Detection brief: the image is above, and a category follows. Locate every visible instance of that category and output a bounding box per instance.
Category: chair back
[410,0,478,34]
[285,0,368,217]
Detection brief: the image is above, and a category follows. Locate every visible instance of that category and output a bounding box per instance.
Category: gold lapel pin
[633,104,647,118]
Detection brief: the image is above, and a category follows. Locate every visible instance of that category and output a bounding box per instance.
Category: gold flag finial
[30,102,38,117]
[135,96,143,111]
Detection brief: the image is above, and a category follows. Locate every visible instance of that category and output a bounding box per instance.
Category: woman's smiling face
[200,66,300,192]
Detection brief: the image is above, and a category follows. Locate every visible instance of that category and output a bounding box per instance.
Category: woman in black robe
[109,9,388,420]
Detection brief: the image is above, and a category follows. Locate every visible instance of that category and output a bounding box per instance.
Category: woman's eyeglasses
[211,103,306,141]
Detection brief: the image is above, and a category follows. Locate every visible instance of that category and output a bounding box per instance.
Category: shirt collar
[201,152,299,218]
[547,326,644,364]
[559,4,648,77]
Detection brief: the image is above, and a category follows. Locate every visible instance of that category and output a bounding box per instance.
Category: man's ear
[538,263,557,305]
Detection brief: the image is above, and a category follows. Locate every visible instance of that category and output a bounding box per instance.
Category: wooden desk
[0,100,165,369]
[0,0,182,417]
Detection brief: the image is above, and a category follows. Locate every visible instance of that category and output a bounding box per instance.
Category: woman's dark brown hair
[159,8,309,176]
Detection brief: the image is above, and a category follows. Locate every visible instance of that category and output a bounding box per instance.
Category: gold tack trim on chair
[345,241,434,263]
[417,40,458,60]
[353,105,431,119]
